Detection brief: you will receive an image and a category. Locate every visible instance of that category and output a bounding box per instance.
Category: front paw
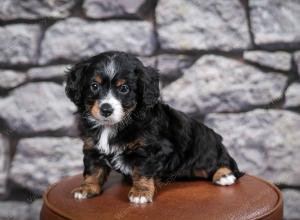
[128,187,154,204]
[72,184,101,200]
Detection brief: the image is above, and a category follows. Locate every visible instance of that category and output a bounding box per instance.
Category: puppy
[65,51,243,204]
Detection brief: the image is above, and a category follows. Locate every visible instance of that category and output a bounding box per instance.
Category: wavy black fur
[65,51,243,182]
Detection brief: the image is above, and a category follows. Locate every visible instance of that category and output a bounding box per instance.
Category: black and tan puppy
[65,51,242,204]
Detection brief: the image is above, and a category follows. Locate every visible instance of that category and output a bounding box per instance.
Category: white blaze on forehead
[104,57,117,80]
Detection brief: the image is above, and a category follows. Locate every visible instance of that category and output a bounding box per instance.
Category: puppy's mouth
[89,95,125,126]
[91,107,136,129]
[99,117,118,125]
[94,106,124,126]
[89,111,123,127]
[88,93,137,127]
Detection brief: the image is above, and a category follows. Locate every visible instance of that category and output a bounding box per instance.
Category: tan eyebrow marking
[95,75,102,83]
[116,79,126,87]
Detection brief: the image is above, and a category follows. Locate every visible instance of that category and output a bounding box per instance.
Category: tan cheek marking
[212,167,233,182]
[90,100,100,118]
[95,75,102,84]
[116,79,126,87]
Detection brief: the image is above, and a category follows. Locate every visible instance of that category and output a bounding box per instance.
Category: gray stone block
[0,201,30,220]
[283,189,300,220]
[156,54,194,76]
[243,51,292,71]
[27,65,70,81]
[0,70,27,90]
[10,137,83,193]
[0,82,77,135]
[156,0,250,51]
[294,51,300,77]
[0,24,41,65]
[138,56,157,68]
[28,199,43,220]
[250,0,300,45]
[284,83,300,108]
[40,18,155,64]
[0,0,76,20]
[0,133,9,195]
[83,0,146,18]
[162,55,287,114]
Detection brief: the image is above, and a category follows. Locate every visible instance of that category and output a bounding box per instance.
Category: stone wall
[0,0,299,219]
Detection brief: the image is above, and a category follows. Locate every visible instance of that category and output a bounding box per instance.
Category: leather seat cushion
[41,173,283,220]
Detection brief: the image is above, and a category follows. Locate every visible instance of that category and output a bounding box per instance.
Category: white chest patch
[96,127,132,175]
[97,127,115,154]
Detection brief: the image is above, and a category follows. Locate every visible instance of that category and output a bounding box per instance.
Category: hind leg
[212,167,236,186]
[192,167,236,186]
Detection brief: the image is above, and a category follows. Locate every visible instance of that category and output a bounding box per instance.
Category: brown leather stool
[41,173,283,220]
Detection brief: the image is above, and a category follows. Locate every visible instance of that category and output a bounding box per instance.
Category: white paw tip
[74,192,87,200]
[129,196,152,204]
[215,174,236,186]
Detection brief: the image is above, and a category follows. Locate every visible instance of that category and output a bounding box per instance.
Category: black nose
[100,103,113,117]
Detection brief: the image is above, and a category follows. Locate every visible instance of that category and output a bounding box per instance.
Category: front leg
[73,148,110,200]
[128,167,155,204]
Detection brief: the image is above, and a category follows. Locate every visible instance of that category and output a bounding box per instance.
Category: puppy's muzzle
[100,103,113,117]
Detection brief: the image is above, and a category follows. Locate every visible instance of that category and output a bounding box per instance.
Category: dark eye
[90,83,99,92]
[118,84,129,94]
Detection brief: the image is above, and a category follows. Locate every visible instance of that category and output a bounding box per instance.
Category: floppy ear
[65,62,89,107]
[137,65,160,109]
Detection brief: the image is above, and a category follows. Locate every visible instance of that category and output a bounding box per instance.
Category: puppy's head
[65,51,159,126]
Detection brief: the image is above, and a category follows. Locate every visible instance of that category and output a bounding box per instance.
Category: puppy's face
[86,55,138,125]
[66,51,159,127]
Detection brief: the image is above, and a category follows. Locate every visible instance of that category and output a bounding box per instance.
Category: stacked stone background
[0,0,299,219]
